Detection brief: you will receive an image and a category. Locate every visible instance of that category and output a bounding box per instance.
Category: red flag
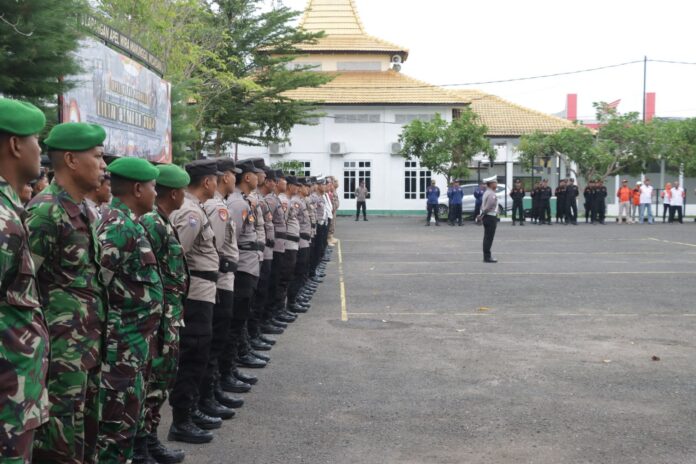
[606,99,621,109]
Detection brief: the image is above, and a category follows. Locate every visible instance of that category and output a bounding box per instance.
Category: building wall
[238,105,459,214]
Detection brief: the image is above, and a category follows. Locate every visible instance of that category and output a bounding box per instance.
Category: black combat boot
[233,368,258,385]
[168,408,213,444]
[147,427,185,464]
[132,436,157,464]
[191,406,223,430]
[213,375,245,409]
[199,381,236,420]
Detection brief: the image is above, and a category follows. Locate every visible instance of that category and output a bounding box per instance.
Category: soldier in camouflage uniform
[96,158,163,463]
[26,123,107,464]
[138,164,191,464]
[0,98,50,464]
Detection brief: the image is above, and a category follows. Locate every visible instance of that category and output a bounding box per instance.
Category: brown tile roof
[455,90,577,136]
[297,0,408,58]
[283,70,467,105]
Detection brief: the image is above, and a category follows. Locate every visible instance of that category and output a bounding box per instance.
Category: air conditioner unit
[390,142,403,155]
[329,142,347,156]
[268,143,289,156]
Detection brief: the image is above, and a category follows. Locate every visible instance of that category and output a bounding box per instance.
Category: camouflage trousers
[137,324,180,438]
[97,370,146,464]
[32,365,100,464]
[0,428,34,464]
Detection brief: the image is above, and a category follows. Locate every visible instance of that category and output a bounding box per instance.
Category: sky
[279,0,696,121]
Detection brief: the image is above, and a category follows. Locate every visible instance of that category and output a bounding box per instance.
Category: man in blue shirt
[447,180,464,226]
[473,182,485,219]
[425,180,441,226]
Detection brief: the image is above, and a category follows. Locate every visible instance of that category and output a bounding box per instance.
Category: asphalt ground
[160,216,696,464]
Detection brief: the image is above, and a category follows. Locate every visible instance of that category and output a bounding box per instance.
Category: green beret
[44,122,106,151]
[107,157,159,182]
[156,164,190,189]
[0,98,46,136]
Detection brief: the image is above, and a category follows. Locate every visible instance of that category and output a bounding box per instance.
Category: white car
[438,183,510,218]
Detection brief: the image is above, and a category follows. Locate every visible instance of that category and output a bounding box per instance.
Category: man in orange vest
[616,179,632,224]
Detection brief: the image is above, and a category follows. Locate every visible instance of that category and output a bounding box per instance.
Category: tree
[654,118,696,177]
[0,0,87,107]
[271,160,305,175]
[194,0,332,156]
[399,110,494,184]
[518,102,658,181]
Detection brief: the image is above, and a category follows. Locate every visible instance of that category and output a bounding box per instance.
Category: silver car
[438,183,510,218]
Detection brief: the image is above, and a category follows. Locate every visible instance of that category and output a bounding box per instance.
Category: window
[288,161,311,177]
[404,161,431,199]
[344,161,371,199]
[452,109,462,119]
[395,114,435,125]
[334,114,381,124]
[337,61,381,71]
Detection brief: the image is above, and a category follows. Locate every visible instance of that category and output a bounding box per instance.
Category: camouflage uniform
[138,206,189,437]
[25,181,105,464]
[96,197,164,463]
[0,176,49,463]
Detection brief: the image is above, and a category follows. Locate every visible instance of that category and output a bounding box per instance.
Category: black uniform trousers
[482,215,497,260]
[556,197,566,221]
[356,201,367,219]
[266,251,284,316]
[541,200,551,223]
[449,203,463,225]
[311,224,328,276]
[669,205,683,223]
[592,200,606,223]
[566,201,577,223]
[512,200,524,223]
[203,289,234,387]
[250,260,273,331]
[288,247,310,305]
[274,249,297,312]
[170,299,213,411]
[426,203,439,223]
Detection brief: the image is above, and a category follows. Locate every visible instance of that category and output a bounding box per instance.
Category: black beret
[237,159,263,174]
[215,158,242,174]
[185,159,223,179]
[286,175,301,186]
[274,169,285,179]
[264,168,277,182]
[248,158,266,171]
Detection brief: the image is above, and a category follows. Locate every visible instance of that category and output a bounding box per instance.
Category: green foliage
[271,160,305,175]
[0,0,87,107]
[399,110,493,183]
[518,102,664,181]
[98,0,332,158]
[654,118,696,177]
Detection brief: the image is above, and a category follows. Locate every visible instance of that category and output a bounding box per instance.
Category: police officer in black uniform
[510,180,525,226]
[565,178,579,225]
[555,179,566,223]
[531,181,540,224]
[584,181,594,223]
[592,179,607,224]
[540,180,552,225]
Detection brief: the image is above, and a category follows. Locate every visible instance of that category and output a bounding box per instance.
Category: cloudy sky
[279,0,696,121]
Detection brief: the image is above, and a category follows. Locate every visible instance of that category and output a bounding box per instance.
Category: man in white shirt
[669,181,685,224]
[639,178,654,224]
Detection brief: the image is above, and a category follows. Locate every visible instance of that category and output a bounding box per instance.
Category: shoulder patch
[219,208,229,222]
[188,215,198,228]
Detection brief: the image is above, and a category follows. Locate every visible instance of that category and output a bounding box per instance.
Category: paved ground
[161,217,696,464]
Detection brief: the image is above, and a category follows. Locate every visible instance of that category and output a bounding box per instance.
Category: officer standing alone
[479,176,499,263]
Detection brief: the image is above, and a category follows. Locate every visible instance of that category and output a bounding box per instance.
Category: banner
[62,37,172,163]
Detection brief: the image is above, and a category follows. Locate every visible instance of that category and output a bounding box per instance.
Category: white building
[239,0,574,214]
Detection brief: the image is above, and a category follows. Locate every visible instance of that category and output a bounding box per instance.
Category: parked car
[438,183,510,218]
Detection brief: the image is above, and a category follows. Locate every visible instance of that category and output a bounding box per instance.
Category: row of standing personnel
[0,98,340,464]
[509,179,609,225]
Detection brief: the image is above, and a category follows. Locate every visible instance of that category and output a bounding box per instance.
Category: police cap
[185,159,223,179]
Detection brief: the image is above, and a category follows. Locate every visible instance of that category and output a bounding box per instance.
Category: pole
[477,161,481,183]
[642,56,648,123]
